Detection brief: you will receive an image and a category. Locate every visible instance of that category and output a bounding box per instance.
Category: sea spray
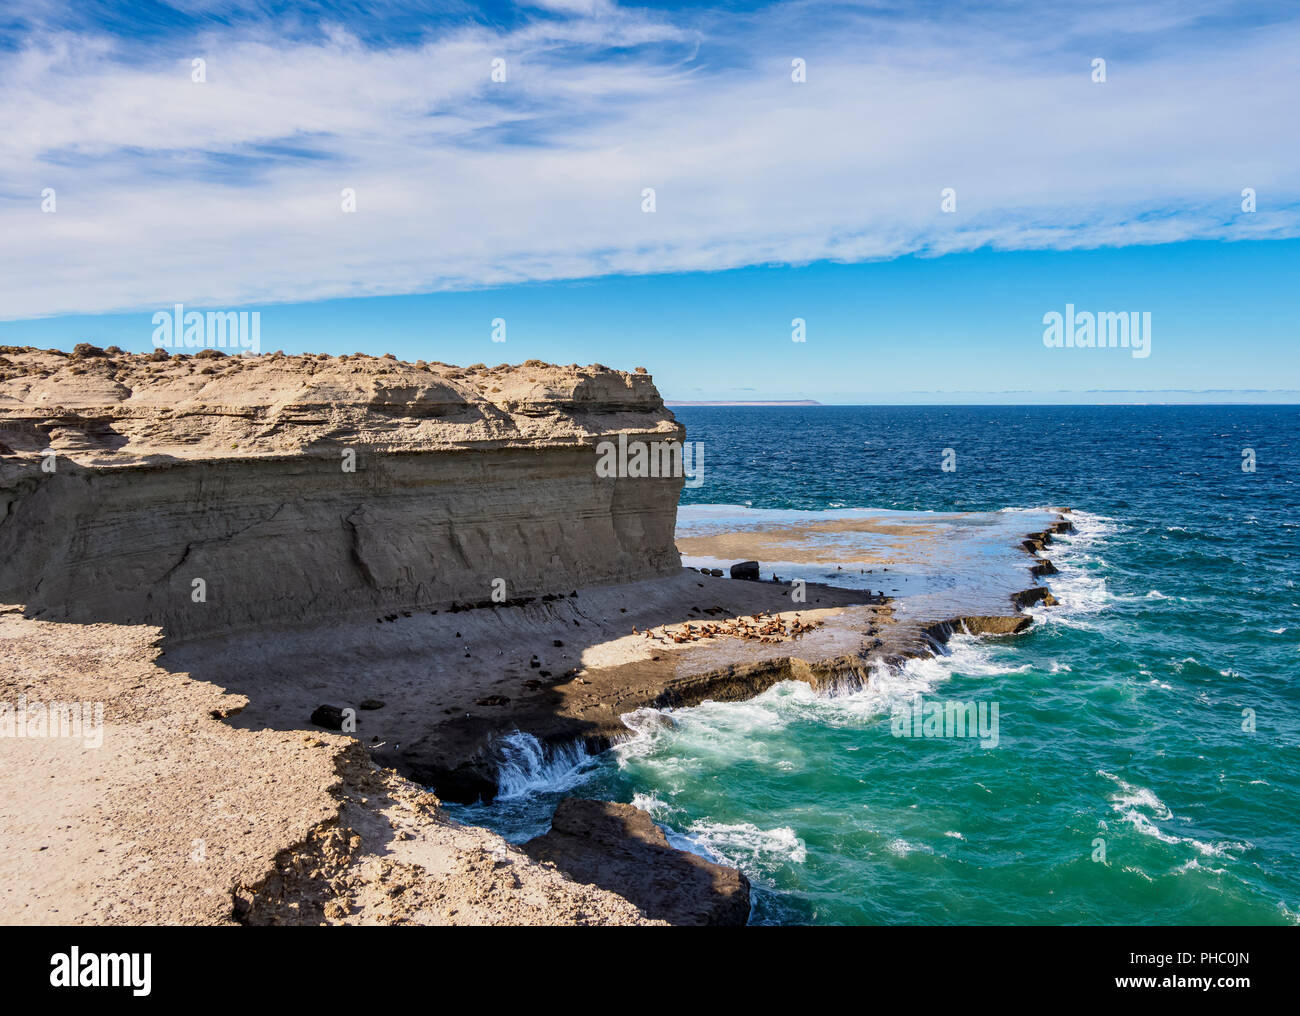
[493,730,598,799]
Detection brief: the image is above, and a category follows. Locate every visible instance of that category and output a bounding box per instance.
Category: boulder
[1011,587,1056,610]
[729,560,760,581]
[523,798,750,926]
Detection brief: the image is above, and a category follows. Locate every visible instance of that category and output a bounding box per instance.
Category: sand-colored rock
[0,609,660,926]
[0,347,678,462]
[0,350,683,640]
[0,351,724,925]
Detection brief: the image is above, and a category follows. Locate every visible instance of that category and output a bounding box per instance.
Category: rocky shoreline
[176,513,1070,925]
[0,348,1070,926]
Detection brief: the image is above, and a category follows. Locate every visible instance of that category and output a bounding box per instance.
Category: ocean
[448,405,1300,925]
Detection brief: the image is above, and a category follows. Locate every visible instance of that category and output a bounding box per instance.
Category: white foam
[1027,511,1118,625]
[684,819,808,866]
[1100,770,1171,819]
[629,792,673,819]
[1176,858,1227,876]
[1098,769,1251,860]
[885,837,933,857]
[492,731,599,799]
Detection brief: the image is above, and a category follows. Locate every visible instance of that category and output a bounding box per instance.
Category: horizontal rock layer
[0,351,683,639]
[0,347,676,461]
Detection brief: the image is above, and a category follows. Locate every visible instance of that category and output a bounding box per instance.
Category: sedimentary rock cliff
[0,347,684,640]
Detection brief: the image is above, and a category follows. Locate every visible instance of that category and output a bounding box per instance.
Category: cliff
[0,346,1068,927]
[0,347,684,640]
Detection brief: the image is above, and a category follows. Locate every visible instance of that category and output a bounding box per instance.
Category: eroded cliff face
[0,348,683,640]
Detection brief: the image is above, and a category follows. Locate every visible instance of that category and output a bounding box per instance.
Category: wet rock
[1011,587,1056,610]
[358,699,385,710]
[925,616,1033,641]
[523,799,750,926]
[729,560,760,581]
[634,711,677,731]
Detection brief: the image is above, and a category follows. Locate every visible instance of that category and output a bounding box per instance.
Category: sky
[1,0,1297,403]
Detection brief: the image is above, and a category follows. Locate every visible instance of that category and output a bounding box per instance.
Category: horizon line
[665,401,1300,407]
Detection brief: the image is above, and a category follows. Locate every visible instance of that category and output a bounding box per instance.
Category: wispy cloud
[1,0,1297,319]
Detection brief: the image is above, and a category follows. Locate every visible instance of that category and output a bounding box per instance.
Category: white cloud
[0,0,1297,319]
[522,0,617,16]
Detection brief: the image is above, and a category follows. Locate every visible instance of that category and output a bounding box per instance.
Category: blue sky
[1,1,1297,402]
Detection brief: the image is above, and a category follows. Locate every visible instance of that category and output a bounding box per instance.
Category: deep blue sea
[452,406,1300,924]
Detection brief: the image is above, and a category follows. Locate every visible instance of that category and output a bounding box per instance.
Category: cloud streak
[1,0,1297,319]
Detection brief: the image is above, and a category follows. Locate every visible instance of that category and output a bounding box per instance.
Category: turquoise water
[451,406,1300,924]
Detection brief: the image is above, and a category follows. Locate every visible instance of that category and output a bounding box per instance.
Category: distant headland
[664,399,823,407]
